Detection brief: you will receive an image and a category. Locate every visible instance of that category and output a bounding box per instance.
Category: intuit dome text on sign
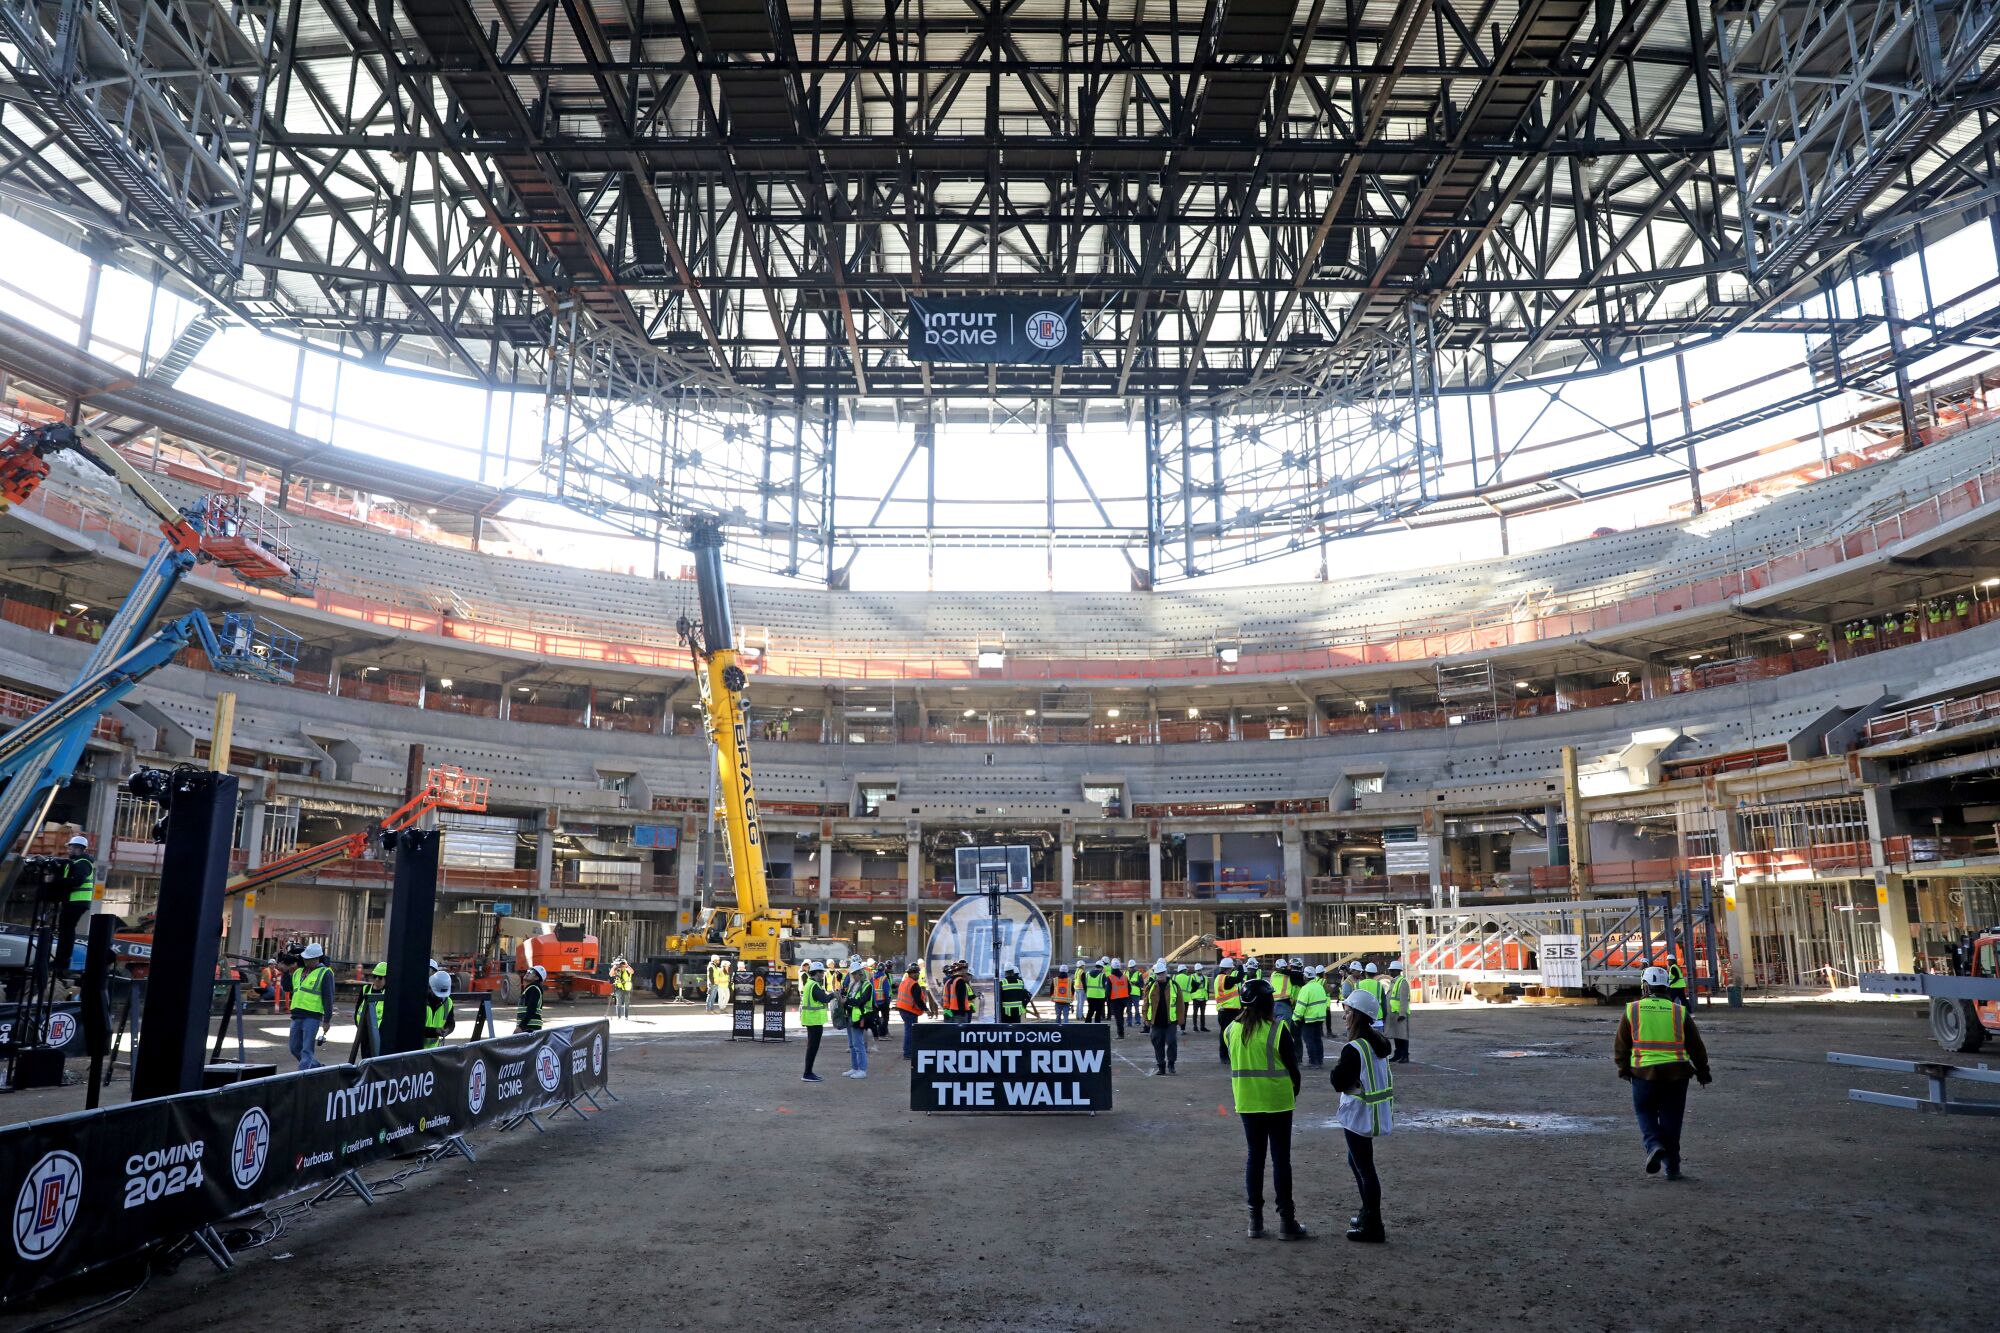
[909,1022,1113,1113]
[906,296,1083,365]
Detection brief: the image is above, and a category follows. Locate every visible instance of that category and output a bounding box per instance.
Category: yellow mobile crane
[661,519,799,969]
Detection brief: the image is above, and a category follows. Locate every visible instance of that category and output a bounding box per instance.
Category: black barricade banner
[0,1019,609,1301]
[909,1022,1112,1113]
[0,1001,84,1056]
[906,296,1082,365]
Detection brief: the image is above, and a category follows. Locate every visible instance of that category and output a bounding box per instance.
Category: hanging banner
[906,296,1082,365]
[910,1022,1112,1113]
[0,1020,609,1302]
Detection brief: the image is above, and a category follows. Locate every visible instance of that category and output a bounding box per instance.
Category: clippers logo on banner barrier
[909,1022,1112,1113]
[922,893,1053,1000]
[906,296,1082,365]
[0,1020,610,1301]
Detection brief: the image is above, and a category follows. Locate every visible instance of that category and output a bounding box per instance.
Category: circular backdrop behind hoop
[922,893,1053,1005]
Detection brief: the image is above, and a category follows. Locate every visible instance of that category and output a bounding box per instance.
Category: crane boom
[673,519,789,964]
[224,765,488,898]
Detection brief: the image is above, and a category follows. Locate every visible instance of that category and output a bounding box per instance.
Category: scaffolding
[1400,888,1721,996]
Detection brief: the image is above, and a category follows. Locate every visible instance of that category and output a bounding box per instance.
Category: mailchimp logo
[42,1012,76,1048]
[13,1151,82,1260]
[1025,310,1068,351]
[232,1108,271,1189]
[467,1058,488,1116]
[534,1045,562,1093]
[591,1034,604,1077]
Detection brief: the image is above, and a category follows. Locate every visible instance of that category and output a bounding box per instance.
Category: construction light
[1106,708,1121,718]
[438,678,454,690]
[1515,681,1532,690]
[1688,653,1703,661]
[1186,706,1201,719]
[516,685,531,693]
[1786,632,1805,642]
[1985,579,2000,588]
[1447,714,1465,726]
[963,708,977,718]
[67,602,87,612]
[1025,708,1038,717]
[1215,640,1241,665]
[1355,700,1368,710]
[1276,704,1289,712]
[977,644,1005,669]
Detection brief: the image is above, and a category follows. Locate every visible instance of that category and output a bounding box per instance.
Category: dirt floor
[5,997,1998,1332]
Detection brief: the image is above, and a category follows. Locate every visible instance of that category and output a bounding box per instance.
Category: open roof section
[2,1,1999,580]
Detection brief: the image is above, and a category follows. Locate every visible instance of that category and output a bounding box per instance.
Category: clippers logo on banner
[231,1108,271,1189]
[907,296,1083,365]
[13,1151,82,1260]
[0,1021,611,1301]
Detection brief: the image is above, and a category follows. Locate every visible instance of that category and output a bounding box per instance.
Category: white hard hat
[1345,989,1381,1019]
[1348,961,1363,972]
[529,965,548,981]
[1309,966,1323,976]
[300,942,324,959]
[848,954,863,967]
[1365,962,1379,974]
[1153,957,1166,970]
[809,960,826,972]
[1390,960,1405,971]
[1176,964,1188,972]
[1097,956,1110,966]
[67,834,88,848]
[429,970,453,998]
[1642,965,1671,987]
[1219,958,1236,970]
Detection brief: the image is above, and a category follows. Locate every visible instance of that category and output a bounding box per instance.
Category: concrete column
[905,820,922,958]
[1875,871,1918,973]
[675,817,698,931]
[1862,786,1899,869]
[1282,821,1306,936]
[1059,831,1076,964]
[823,688,838,743]
[1425,834,1445,898]
[535,825,554,896]
[818,826,835,936]
[1147,832,1165,960]
[228,797,267,951]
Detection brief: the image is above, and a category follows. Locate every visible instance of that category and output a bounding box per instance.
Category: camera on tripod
[15,855,67,903]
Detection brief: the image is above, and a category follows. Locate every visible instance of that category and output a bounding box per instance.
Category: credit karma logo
[13,1151,82,1260]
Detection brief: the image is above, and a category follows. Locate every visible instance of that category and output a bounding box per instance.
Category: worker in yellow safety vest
[1213,957,1242,1063]
[1384,960,1412,1062]
[1357,963,1388,1030]
[355,961,388,1051]
[799,960,830,1082]
[287,943,334,1070]
[424,970,456,1048]
[1142,958,1180,1074]
[1081,958,1110,1023]
[1614,966,1713,1181]
[609,955,634,1020]
[1666,958,1688,1007]
[1293,967,1331,1068]
[1224,977,1307,1240]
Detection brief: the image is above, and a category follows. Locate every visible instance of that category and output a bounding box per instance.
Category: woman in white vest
[1331,987,1395,1243]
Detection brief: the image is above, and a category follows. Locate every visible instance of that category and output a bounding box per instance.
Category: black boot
[1279,1212,1312,1241]
[1246,1207,1265,1239]
[1345,1208,1385,1243]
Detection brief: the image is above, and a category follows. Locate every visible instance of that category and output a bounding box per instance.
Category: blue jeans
[847,1022,869,1073]
[288,1014,322,1070]
[1630,1075,1690,1166]
[1054,1002,1071,1022]
[1301,1024,1325,1067]
[901,1011,919,1059]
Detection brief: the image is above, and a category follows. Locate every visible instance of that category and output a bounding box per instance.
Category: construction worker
[841,954,872,1078]
[999,968,1031,1022]
[424,971,456,1048]
[1187,964,1211,1032]
[1270,957,1296,1023]
[288,943,333,1070]
[50,834,95,979]
[1357,963,1387,1030]
[1081,957,1109,1023]
[1106,959,1131,1038]
[1666,957,1688,1008]
[1341,960,1362,1001]
[1051,966,1074,1022]
[1332,987,1395,1243]
[1615,965,1712,1180]
[943,960,975,1022]
[1384,960,1412,1062]
[515,964,547,1034]
[894,962,934,1060]
[1132,960,1150,1031]
[356,961,388,1051]
[1225,977,1307,1241]
[706,958,727,1011]
[1143,958,1180,1074]
[1294,965,1330,1068]
[800,960,830,1082]
[871,959,892,1039]
[609,956,634,1019]
[1213,957,1241,1062]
